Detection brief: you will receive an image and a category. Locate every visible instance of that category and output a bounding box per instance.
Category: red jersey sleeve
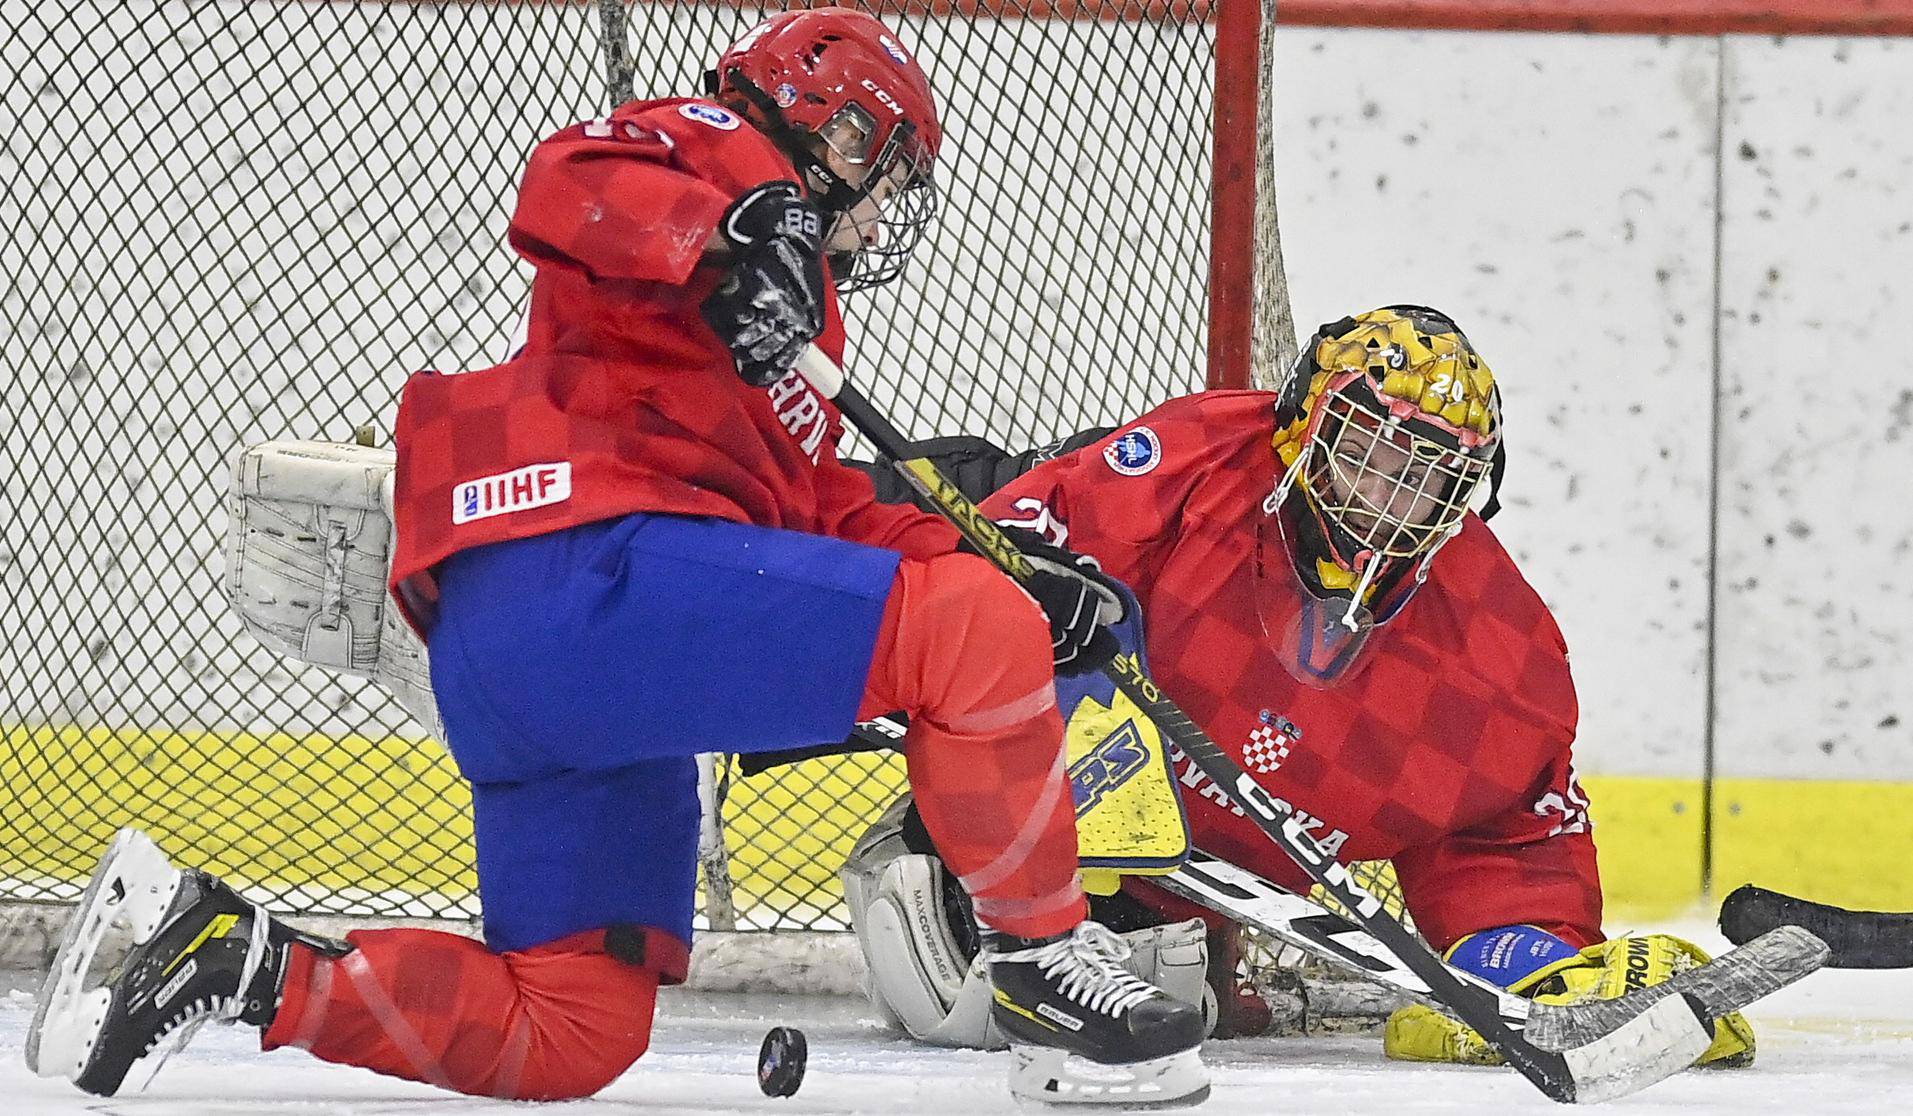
[811,429,961,560]
[508,99,798,287]
[979,397,1246,587]
[1391,754,1603,952]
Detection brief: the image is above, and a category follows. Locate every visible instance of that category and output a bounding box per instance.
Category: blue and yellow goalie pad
[1055,584,1192,894]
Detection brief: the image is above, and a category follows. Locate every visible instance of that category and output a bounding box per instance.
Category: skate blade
[26,828,183,1080]
[1008,1045,1209,1108]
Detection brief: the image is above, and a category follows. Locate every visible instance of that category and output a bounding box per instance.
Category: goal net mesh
[2,0,1386,959]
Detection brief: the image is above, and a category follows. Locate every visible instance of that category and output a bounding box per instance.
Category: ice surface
[3,921,1910,1114]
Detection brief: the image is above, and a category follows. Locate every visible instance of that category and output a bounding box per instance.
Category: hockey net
[1,0,1396,1011]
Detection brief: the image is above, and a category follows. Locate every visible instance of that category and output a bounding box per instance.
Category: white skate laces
[135,900,272,1092]
[1001,923,1158,1018]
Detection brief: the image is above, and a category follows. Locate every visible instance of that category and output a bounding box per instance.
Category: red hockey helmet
[710,8,941,290]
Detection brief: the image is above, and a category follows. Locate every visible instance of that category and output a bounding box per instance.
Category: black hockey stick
[1721,884,1913,968]
[1164,850,1827,1048]
[789,346,1763,1103]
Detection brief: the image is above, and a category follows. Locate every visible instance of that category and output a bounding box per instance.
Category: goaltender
[843,305,1755,1069]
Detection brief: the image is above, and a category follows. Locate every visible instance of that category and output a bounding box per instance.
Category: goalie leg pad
[844,796,1210,1049]
[850,851,1001,1048]
[1115,918,1213,1030]
[843,796,1000,1048]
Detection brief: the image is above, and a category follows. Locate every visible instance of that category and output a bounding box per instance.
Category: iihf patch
[880,35,910,64]
[1103,426,1162,476]
[774,82,799,108]
[453,462,572,525]
[679,102,740,131]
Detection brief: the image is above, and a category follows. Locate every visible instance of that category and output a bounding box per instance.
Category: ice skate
[987,922,1209,1107]
[26,827,339,1096]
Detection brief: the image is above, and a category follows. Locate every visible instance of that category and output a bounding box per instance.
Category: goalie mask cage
[0,0,1329,962]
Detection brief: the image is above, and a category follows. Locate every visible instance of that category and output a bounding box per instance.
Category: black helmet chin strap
[1480,439,1506,522]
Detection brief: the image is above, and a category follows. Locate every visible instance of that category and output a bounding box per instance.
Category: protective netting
[0,0,1327,935]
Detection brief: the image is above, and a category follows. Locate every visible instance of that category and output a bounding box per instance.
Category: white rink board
[1273,29,1722,784]
[1711,36,1913,783]
[1273,29,1913,783]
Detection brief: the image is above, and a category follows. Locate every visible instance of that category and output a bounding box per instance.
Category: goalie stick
[1720,884,1913,969]
[1161,850,1827,1049]
[788,345,1824,1104]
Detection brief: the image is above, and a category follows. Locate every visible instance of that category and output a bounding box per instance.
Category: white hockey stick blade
[1160,852,1723,1103]
[1552,993,1712,1105]
[1160,853,1528,1018]
[1525,924,1829,1053]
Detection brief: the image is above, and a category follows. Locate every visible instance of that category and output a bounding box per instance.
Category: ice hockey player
[27,9,1205,1106]
[846,306,1755,1068]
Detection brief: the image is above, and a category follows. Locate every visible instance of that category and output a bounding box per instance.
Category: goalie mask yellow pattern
[1383,934,1756,1070]
[1271,306,1501,597]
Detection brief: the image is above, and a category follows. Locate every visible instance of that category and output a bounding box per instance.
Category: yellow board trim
[1584,774,1913,918]
[1709,776,1913,913]
[8,724,1912,922]
[1579,774,1705,919]
[0,723,477,908]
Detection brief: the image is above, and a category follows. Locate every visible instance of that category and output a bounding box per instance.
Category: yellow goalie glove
[1384,932,1756,1069]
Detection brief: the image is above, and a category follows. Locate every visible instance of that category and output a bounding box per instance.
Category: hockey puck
[757,1026,807,1097]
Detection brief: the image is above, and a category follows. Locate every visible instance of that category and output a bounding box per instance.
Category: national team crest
[1243,709,1300,774]
[1103,426,1161,476]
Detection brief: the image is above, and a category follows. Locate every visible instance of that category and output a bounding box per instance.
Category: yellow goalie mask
[1262,306,1504,683]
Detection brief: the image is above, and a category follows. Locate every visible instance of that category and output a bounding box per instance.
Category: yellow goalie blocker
[1386,933,1756,1068]
[1059,653,1193,894]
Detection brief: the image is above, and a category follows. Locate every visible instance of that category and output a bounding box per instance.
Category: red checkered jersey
[981,390,1602,951]
[387,98,957,629]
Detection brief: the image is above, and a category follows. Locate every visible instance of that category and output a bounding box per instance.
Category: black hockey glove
[701,181,828,387]
[967,524,1128,677]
